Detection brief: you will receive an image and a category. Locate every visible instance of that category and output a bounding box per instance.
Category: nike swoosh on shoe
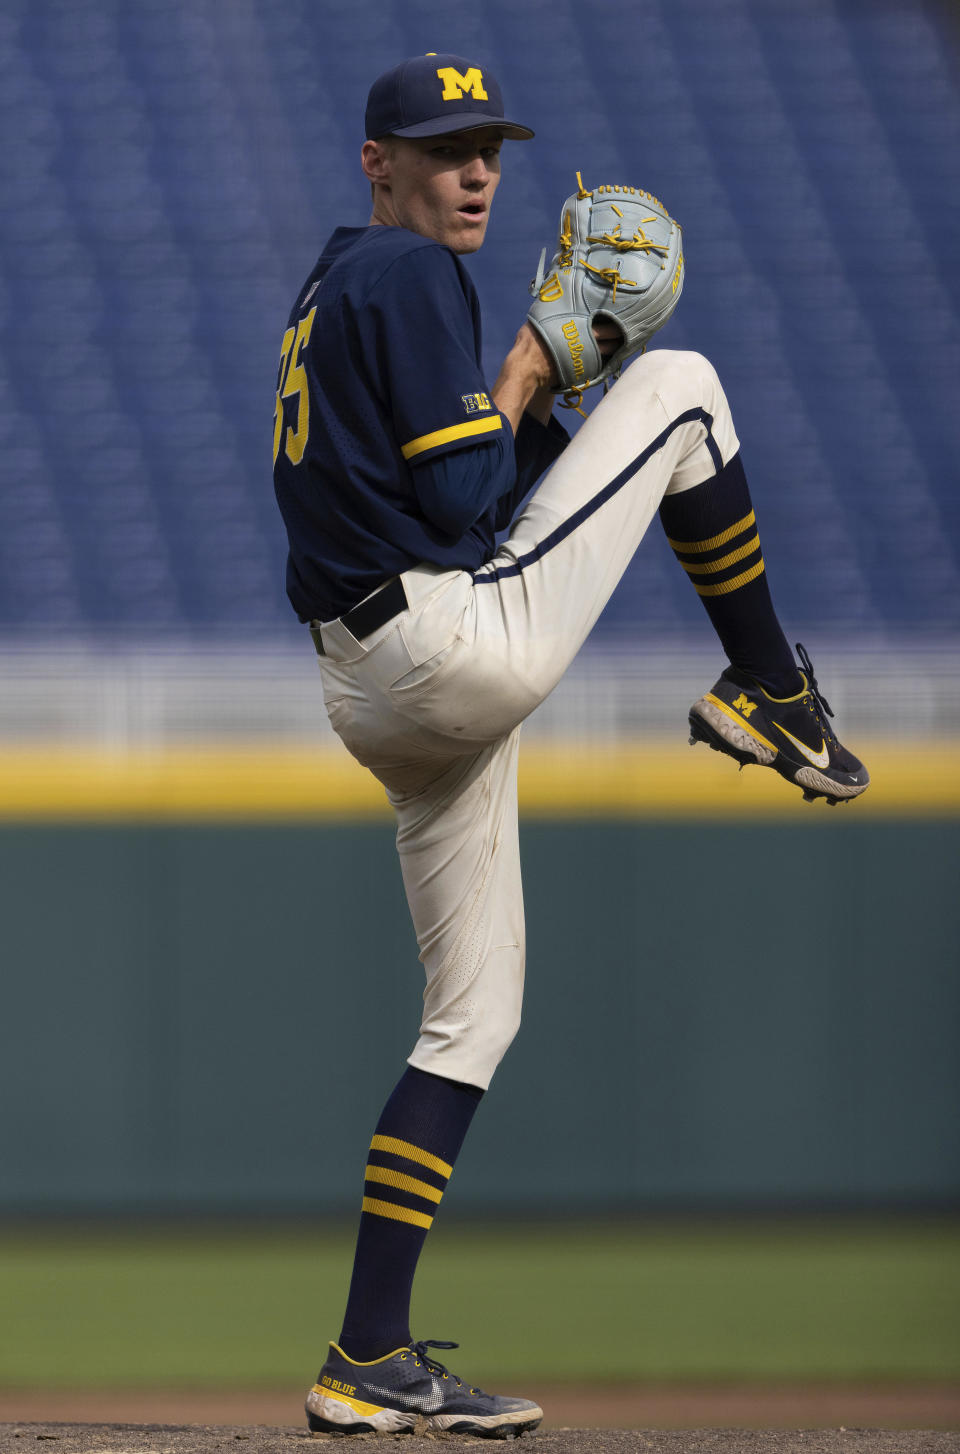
[773,722,831,769]
[365,1378,447,1414]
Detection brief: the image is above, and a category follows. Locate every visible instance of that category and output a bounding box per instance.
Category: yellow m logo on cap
[437,66,488,102]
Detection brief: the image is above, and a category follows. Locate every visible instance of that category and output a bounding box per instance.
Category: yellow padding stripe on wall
[0,741,956,819]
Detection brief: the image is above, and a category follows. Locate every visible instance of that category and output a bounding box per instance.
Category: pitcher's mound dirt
[1,1387,958,1430]
[1,1422,959,1454]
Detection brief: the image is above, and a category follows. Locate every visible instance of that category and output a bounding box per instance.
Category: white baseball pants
[316,351,739,1089]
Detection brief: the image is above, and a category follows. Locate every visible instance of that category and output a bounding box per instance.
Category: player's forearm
[524,385,556,427]
[492,324,554,434]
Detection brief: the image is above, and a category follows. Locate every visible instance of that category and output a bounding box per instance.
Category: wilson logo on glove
[537,273,564,302]
[560,320,585,382]
[527,172,684,414]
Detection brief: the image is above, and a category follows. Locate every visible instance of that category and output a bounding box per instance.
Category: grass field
[2,1218,958,1388]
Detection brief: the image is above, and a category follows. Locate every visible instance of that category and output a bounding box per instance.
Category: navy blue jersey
[273,225,566,622]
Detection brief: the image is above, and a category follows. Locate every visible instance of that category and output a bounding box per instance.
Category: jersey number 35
[273,306,317,467]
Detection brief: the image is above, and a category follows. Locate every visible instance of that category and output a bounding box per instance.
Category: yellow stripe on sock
[364,1164,444,1203]
[666,509,756,554]
[693,558,766,597]
[678,534,761,575]
[361,1196,434,1230]
[369,1135,453,1179]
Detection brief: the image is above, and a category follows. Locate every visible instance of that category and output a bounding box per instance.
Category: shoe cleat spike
[689,734,697,746]
[802,789,817,803]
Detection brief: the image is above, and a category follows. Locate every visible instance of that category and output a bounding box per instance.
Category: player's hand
[516,320,621,387]
[494,322,620,429]
[593,320,623,361]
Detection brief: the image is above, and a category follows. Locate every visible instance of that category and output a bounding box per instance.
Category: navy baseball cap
[365,53,534,141]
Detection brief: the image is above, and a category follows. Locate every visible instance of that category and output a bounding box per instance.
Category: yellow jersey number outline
[273,306,317,466]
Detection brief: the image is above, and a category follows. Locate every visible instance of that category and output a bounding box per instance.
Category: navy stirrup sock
[659,452,802,698]
[338,1065,483,1362]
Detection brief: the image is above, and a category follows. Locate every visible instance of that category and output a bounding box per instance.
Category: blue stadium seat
[0,0,956,643]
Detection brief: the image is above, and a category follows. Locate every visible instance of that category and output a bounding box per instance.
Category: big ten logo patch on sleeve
[461,392,492,414]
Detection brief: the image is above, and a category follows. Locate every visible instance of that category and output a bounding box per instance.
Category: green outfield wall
[1,818,957,1214]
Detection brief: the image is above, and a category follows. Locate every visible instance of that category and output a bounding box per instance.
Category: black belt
[310,577,409,656]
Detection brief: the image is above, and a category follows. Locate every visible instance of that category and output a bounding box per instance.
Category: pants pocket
[388,638,460,699]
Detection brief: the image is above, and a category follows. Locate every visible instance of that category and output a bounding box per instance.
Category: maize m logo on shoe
[732,692,758,718]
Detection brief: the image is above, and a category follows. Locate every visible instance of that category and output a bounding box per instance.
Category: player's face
[366,130,503,254]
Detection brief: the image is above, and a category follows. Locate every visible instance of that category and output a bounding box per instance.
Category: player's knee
[491,1003,523,1060]
[412,1008,522,1092]
[464,999,524,1079]
[472,1009,523,1089]
[641,347,719,401]
[623,348,728,431]
[414,935,526,1089]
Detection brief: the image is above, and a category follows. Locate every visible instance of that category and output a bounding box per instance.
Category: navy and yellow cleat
[305,1338,543,1439]
[688,643,869,805]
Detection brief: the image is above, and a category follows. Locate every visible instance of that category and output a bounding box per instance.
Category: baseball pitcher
[272,52,869,1438]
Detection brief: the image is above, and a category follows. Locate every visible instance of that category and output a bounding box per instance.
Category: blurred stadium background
[1,0,958,1426]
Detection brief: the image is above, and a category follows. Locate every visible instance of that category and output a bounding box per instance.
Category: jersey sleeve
[411,430,517,540]
[362,245,506,466]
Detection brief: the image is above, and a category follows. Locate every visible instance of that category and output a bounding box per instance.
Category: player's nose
[461,155,492,187]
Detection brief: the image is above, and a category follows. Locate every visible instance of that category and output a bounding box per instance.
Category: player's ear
[362,139,392,186]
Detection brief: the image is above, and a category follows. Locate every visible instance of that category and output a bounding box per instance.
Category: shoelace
[408,1339,480,1395]
[795,641,838,745]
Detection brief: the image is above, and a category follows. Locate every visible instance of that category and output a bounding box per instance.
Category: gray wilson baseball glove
[527,173,684,412]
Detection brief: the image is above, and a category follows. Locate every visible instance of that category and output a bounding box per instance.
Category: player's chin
[448,214,489,253]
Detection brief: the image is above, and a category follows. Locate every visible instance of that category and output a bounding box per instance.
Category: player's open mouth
[458,204,486,221]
